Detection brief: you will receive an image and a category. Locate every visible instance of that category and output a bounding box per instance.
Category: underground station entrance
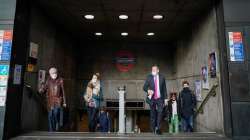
[1,0,250,140]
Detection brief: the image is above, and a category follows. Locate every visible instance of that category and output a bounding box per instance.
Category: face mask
[50,74,57,79]
[183,84,189,88]
[92,79,97,83]
[152,72,157,76]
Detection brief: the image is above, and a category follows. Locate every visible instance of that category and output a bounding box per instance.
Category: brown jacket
[40,77,66,111]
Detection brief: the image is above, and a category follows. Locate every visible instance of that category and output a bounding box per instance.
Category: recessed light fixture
[153,14,163,20]
[84,14,94,20]
[119,15,128,20]
[147,32,155,36]
[121,32,128,36]
[95,32,103,36]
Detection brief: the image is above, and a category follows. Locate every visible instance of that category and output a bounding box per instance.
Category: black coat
[143,74,167,104]
[178,88,197,118]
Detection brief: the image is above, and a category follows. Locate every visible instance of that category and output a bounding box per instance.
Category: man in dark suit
[143,65,167,135]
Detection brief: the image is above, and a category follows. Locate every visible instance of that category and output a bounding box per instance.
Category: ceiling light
[95,32,103,36]
[153,15,163,20]
[84,15,94,20]
[119,15,128,20]
[147,32,155,36]
[121,32,128,36]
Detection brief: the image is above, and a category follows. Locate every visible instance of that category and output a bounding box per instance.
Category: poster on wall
[0,30,12,61]
[13,64,22,85]
[38,70,46,89]
[0,96,6,106]
[29,42,39,59]
[201,66,209,89]
[0,30,3,56]
[0,65,9,86]
[27,64,35,72]
[0,87,7,96]
[228,32,244,62]
[195,80,202,101]
[209,52,217,78]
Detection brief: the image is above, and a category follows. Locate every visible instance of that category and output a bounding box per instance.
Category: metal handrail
[194,84,218,118]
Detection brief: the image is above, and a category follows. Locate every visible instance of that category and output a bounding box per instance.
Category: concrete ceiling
[36,0,214,42]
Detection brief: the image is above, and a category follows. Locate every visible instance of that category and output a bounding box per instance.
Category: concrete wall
[76,42,176,109]
[174,8,224,133]
[20,5,77,131]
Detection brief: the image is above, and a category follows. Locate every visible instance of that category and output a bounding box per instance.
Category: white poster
[0,96,6,106]
[13,64,22,85]
[38,70,46,89]
[0,87,7,96]
[195,80,202,101]
[201,66,209,89]
[0,30,4,56]
[29,42,39,59]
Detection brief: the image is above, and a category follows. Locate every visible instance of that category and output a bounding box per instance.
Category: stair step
[11,132,231,140]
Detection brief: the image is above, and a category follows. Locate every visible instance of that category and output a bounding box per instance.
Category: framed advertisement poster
[228,32,244,62]
[209,52,217,78]
[201,66,209,89]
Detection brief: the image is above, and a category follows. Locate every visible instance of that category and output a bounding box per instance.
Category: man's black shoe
[156,129,162,135]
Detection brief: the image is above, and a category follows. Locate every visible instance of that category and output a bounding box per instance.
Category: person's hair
[49,67,57,74]
[100,106,106,111]
[93,72,100,80]
[152,64,159,69]
[182,80,189,86]
[170,92,177,99]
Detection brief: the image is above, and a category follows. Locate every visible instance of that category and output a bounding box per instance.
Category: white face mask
[152,71,157,76]
[92,78,97,83]
[50,73,57,79]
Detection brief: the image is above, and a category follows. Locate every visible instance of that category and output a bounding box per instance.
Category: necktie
[154,76,158,99]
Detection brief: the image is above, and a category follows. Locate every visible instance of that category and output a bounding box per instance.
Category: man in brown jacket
[39,67,66,132]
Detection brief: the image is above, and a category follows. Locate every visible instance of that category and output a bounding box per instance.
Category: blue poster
[233,43,244,61]
[0,65,9,76]
[1,40,12,61]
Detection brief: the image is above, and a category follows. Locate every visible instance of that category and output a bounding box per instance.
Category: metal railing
[194,84,219,118]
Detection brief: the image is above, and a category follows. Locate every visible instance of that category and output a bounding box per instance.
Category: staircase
[11,132,231,140]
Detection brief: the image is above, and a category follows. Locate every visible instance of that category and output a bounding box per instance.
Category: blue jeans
[181,115,194,132]
[48,106,61,132]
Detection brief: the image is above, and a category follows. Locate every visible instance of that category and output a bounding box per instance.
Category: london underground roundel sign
[115,50,136,72]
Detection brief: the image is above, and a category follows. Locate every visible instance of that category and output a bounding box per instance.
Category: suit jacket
[143,74,167,104]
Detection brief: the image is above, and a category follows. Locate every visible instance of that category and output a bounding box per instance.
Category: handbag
[88,98,96,108]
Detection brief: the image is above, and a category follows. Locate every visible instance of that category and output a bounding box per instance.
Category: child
[168,92,180,133]
[97,107,111,133]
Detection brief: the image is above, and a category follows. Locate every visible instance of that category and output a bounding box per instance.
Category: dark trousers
[87,106,97,132]
[48,106,61,132]
[150,99,164,132]
[181,115,194,132]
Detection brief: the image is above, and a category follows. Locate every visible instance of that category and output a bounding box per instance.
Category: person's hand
[147,90,153,96]
[63,103,67,108]
[97,123,100,127]
[87,98,91,102]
